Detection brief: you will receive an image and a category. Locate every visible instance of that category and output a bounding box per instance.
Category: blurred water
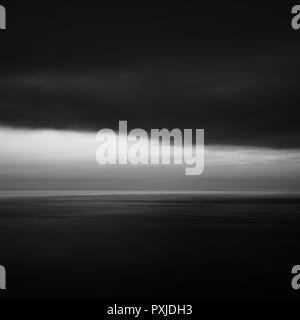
[0,191,300,299]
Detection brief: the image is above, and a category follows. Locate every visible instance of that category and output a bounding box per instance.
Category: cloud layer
[0,2,299,148]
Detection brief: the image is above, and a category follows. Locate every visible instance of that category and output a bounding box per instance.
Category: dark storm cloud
[0,1,299,147]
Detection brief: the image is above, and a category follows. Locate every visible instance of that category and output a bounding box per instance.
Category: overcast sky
[0,2,299,190]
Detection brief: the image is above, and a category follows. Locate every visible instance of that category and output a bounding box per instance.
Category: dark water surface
[0,191,300,300]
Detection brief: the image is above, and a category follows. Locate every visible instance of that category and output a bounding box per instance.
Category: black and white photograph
[0,1,300,305]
